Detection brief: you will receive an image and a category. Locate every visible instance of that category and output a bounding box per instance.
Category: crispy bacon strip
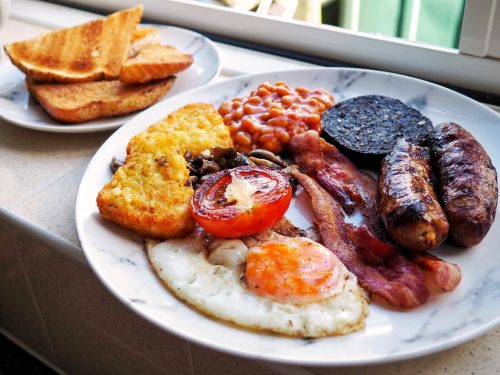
[290,131,386,238]
[349,223,462,292]
[345,224,395,262]
[290,167,430,308]
[408,252,462,292]
[289,131,462,293]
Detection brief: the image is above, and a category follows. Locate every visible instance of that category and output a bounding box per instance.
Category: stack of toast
[3,6,193,124]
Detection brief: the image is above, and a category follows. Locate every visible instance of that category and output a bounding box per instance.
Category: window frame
[459,0,500,59]
[38,0,500,96]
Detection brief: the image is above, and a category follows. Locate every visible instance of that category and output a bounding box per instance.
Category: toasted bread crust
[120,45,193,84]
[129,27,162,57]
[4,5,143,83]
[97,103,234,239]
[27,77,175,123]
[131,26,161,43]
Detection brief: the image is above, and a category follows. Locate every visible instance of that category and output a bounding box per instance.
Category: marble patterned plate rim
[76,67,500,366]
[0,25,221,133]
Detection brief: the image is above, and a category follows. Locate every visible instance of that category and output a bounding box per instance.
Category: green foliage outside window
[338,0,465,49]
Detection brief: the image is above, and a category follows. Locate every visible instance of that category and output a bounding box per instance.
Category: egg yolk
[244,237,342,304]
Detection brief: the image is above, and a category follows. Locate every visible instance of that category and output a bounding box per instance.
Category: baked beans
[218,81,334,154]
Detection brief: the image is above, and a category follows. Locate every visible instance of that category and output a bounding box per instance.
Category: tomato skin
[191,166,292,238]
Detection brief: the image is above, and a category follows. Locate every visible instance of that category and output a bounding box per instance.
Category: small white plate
[0,25,220,133]
[76,68,500,366]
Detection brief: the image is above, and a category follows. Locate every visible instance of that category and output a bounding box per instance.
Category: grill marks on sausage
[431,122,498,247]
[378,139,449,251]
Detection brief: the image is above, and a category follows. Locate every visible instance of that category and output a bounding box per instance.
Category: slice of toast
[4,5,143,83]
[129,26,162,57]
[27,77,175,123]
[119,45,193,84]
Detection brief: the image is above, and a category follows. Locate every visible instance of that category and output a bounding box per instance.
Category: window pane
[51,0,500,96]
[196,0,466,49]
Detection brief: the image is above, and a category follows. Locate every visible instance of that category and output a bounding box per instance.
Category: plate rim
[0,24,221,133]
[75,66,500,366]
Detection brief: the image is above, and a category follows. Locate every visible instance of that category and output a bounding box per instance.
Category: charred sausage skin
[378,139,449,251]
[430,122,498,247]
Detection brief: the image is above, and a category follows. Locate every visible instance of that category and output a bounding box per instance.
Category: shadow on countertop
[0,334,56,375]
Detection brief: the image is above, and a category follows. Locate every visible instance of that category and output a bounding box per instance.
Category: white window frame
[460,0,500,59]
[14,0,500,96]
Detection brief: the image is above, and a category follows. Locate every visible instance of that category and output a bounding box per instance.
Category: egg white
[146,232,368,338]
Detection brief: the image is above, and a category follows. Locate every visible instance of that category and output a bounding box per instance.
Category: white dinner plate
[0,25,220,133]
[75,68,500,366]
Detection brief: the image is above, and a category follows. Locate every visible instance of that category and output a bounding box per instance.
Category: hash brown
[127,103,233,155]
[97,103,233,239]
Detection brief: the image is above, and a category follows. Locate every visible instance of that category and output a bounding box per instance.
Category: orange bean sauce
[218,81,334,154]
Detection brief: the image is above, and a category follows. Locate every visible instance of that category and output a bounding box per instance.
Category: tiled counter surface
[1,2,499,374]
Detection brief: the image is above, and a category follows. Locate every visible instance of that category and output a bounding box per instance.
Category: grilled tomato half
[191,166,292,238]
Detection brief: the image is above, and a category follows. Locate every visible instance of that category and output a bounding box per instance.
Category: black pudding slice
[321,95,433,168]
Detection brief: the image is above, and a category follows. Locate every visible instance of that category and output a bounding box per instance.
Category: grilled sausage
[430,122,498,247]
[378,139,449,251]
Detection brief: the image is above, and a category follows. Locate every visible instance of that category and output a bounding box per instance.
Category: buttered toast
[27,77,175,123]
[4,5,143,83]
[97,103,233,239]
[120,45,194,84]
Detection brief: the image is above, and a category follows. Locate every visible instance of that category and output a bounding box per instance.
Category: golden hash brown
[127,103,233,155]
[97,103,233,239]
[97,149,193,238]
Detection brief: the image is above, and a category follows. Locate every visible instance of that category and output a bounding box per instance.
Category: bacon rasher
[347,222,461,292]
[408,252,462,292]
[289,131,461,300]
[289,167,429,307]
[290,130,387,239]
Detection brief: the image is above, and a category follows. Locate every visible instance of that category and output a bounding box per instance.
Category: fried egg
[147,231,368,337]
